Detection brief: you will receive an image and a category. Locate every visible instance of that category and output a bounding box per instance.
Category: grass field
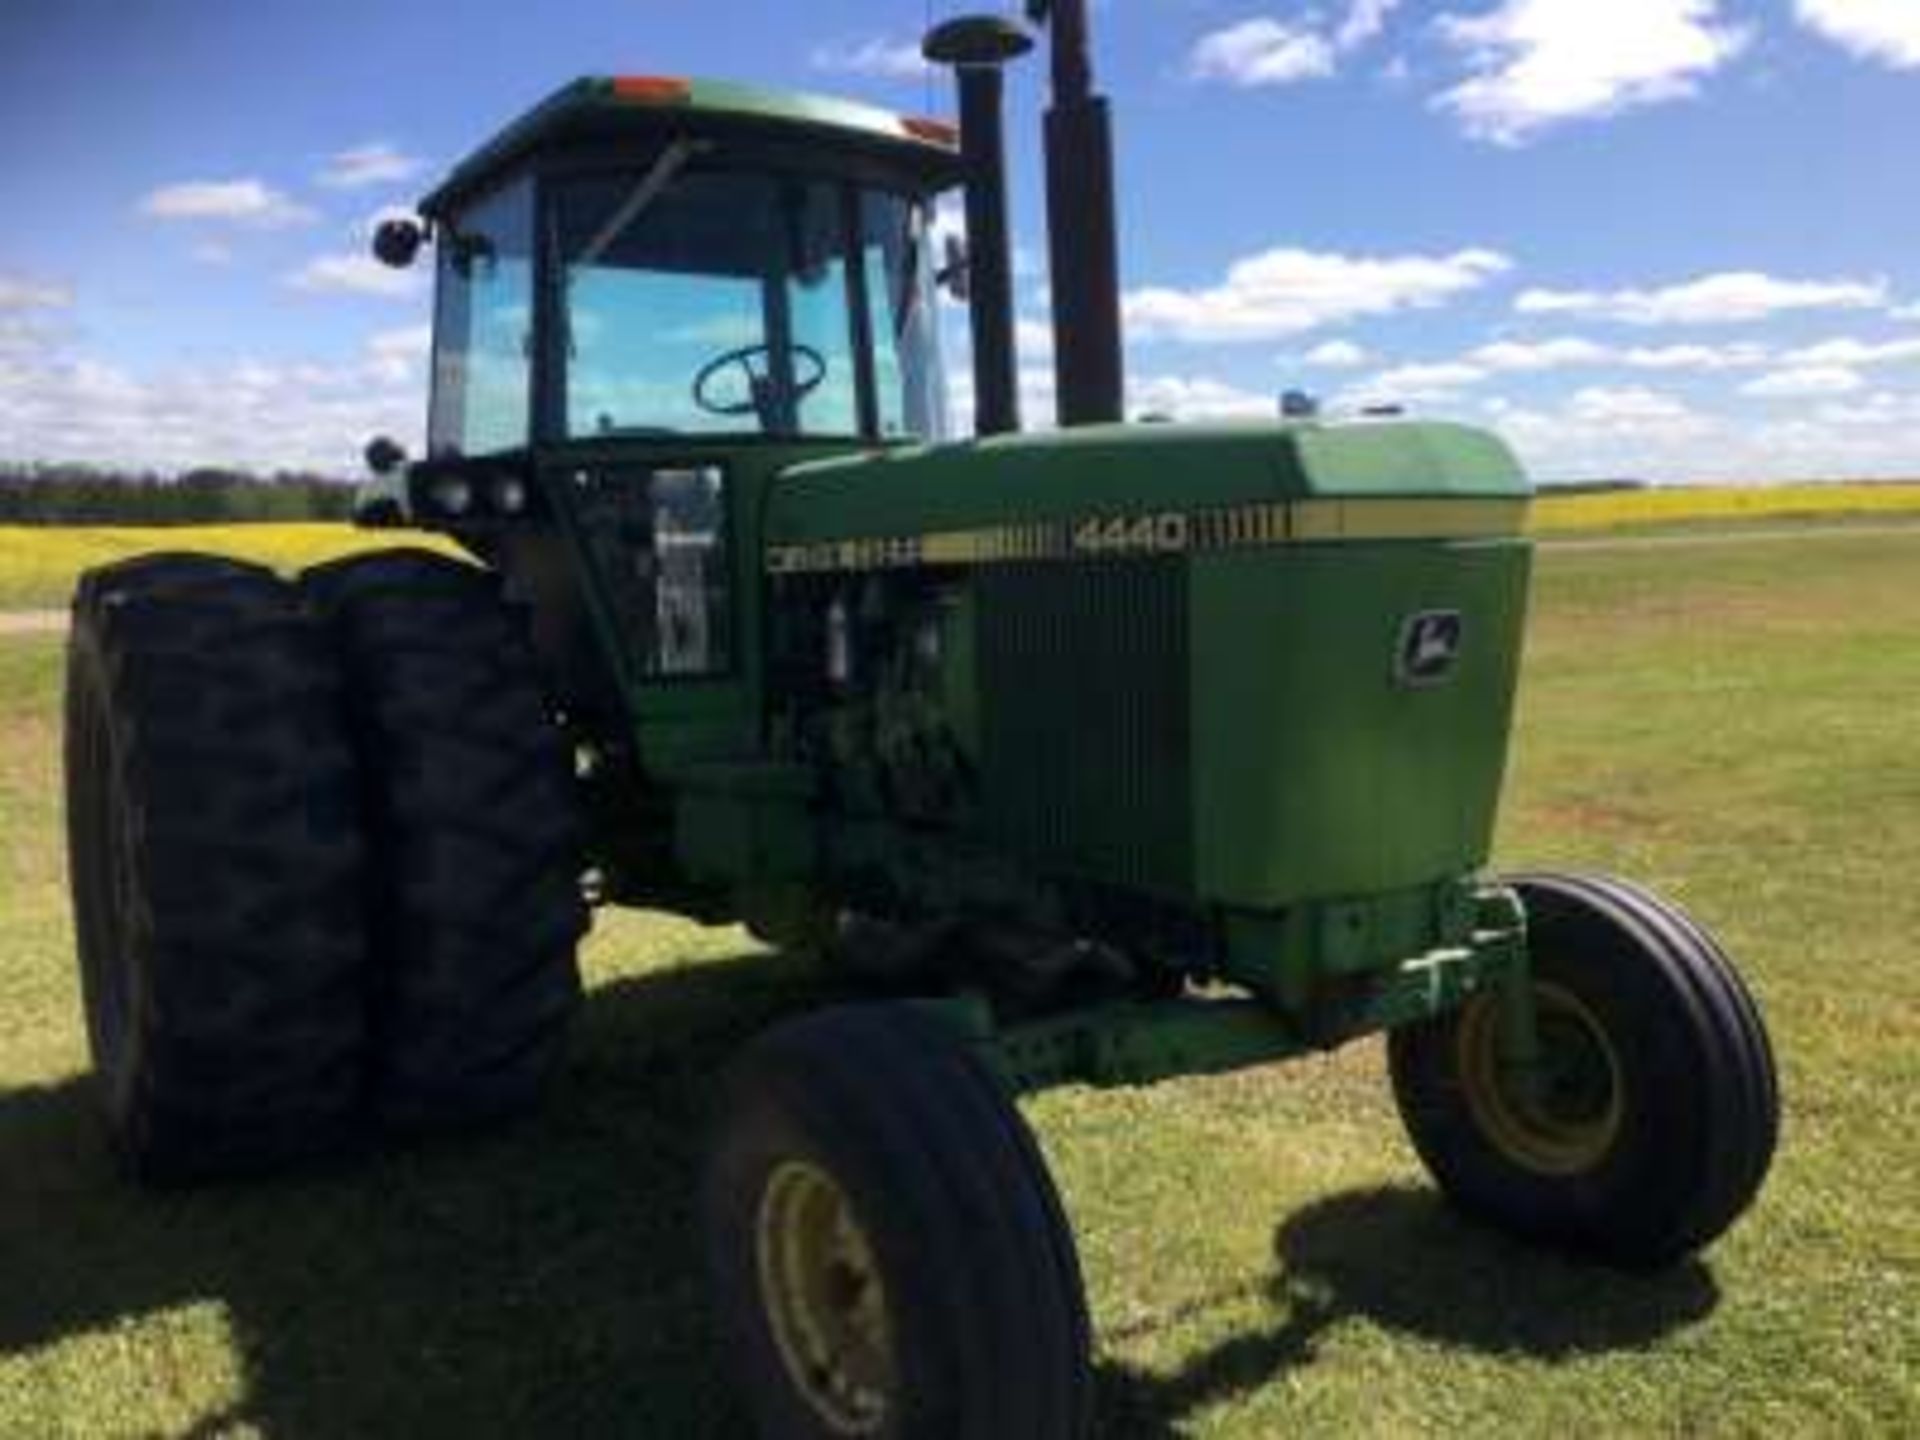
[3,520,1918,1436]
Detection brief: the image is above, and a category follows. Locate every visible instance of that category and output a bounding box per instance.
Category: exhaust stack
[925,15,1034,438]
[1028,0,1125,426]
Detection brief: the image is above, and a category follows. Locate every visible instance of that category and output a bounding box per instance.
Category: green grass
[2,526,1917,1436]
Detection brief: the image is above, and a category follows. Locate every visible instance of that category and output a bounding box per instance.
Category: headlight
[493,476,529,514]
[428,476,474,516]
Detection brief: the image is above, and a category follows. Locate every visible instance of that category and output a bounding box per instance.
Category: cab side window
[428,179,535,457]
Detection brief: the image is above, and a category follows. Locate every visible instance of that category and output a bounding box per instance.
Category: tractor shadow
[2,955,1718,1440]
[1094,1185,1721,1438]
[0,945,821,1439]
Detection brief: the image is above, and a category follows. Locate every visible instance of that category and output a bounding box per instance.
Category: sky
[2,0,1918,483]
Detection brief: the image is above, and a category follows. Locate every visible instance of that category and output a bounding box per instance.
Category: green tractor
[64,4,1776,1434]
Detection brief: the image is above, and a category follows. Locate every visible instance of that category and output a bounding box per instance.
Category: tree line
[0,464,355,525]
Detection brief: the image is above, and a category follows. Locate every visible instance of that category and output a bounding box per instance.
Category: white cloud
[1130,374,1275,420]
[138,179,317,228]
[0,276,71,310]
[1188,19,1336,87]
[1302,339,1372,368]
[1620,341,1772,369]
[0,344,422,474]
[1566,384,1702,424]
[189,240,234,266]
[1126,246,1512,343]
[809,37,927,79]
[1778,336,1920,367]
[660,314,765,348]
[1815,391,1920,427]
[948,362,1059,435]
[1434,0,1750,144]
[288,253,424,299]
[1337,0,1405,50]
[1350,360,1490,403]
[1516,270,1888,325]
[318,142,426,190]
[1741,365,1867,398]
[1486,381,1920,481]
[1483,388,1709,479]
[1468,336,1614,370]
[1368,335,1775,376]
[365,324,433,382]
[1794,1,1920,68]
[1015,316,1055,360]
[1190,3,1403,87]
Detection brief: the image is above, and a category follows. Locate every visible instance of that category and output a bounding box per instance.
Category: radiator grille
[976,558,1191,892]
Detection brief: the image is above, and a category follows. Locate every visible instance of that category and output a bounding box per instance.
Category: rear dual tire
[64,549,585,1179]
[65,556,369,1181]
[1389,873,1778,1268]
[304,549,586,1133]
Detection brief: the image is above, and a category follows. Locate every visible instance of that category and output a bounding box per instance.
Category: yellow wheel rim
[755,1160,896,1436]
[1457,982,1624,1177]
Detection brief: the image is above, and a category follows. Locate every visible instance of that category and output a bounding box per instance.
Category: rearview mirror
[372,218,426,269]
[937,234,971,302]
[364,435,407,475]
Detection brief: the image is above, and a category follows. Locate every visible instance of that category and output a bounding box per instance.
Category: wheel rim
[755,1159,896,1436]
[1456,982,1624,1176]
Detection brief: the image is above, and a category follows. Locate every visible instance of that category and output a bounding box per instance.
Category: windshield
[551,167,946,442]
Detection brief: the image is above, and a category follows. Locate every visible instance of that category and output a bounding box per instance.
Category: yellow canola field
[0,524,456,609]
[1530,481,1920,532]
[3,483,1919,607]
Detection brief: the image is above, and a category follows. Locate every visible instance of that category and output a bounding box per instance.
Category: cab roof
[420,75,964,218]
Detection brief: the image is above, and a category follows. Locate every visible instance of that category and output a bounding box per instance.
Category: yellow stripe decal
[766,498,1529,575]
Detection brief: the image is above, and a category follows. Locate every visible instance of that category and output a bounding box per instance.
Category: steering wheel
[692,342,828,423]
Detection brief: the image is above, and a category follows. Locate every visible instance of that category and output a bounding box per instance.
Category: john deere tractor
[64,4,1776,1434]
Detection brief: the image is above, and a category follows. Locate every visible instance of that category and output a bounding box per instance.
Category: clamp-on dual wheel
[64,549,587,1180]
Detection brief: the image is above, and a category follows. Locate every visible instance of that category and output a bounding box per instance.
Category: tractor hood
[764,420,1531,554]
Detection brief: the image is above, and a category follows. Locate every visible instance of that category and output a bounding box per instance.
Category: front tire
[1389,873,1779,1268]
[65,555,370,1182]
[702,1004,1092,1439]
[303,549,587,1134]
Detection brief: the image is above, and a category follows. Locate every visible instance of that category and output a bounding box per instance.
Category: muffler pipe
[925,15,1034,437]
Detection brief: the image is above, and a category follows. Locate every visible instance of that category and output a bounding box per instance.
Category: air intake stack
[1028,0,1125,426]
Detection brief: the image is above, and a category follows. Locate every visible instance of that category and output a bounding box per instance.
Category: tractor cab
[362,77,964,512]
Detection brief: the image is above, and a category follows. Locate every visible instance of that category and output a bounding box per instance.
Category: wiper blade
[576,138,707,268]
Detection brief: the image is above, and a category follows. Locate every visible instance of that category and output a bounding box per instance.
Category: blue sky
[2,0,1918,481]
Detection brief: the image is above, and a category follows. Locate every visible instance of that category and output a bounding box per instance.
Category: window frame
[426,174,539,459]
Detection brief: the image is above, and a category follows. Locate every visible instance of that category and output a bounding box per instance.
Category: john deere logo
[1396,610,1464,688]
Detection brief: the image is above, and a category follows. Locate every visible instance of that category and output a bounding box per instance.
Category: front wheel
[702,1003,1092,1439]
[1389,873,1778,1268]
